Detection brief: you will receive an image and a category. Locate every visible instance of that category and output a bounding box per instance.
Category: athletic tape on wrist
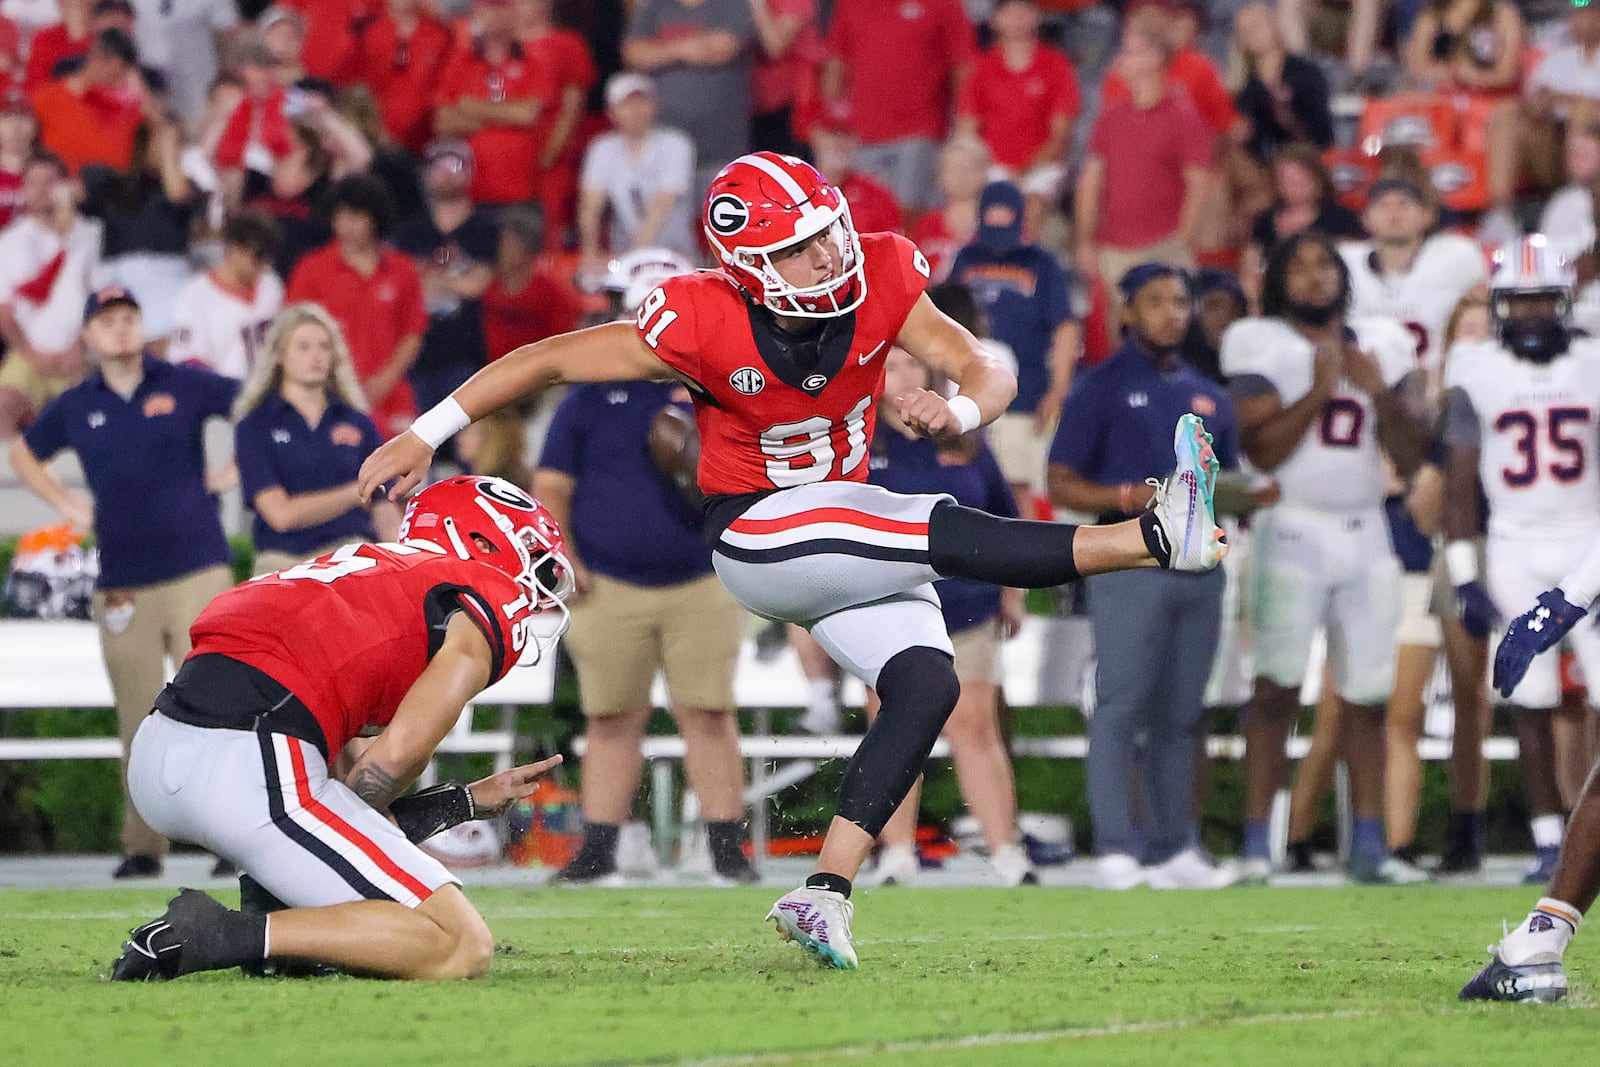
[410,397,470,450]
[947,395,981,435]
[1445,540,1478,587]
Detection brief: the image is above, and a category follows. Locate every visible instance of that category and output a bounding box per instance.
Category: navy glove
[1493,589,1588,699]
[1455,580,1500,640]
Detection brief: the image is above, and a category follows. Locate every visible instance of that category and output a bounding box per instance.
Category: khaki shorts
[952,617,1004,686]
[1396,571,1442,648]
[563,572,746,715]
[988,411,1052,493]
[252,542,357,578]
[0,353,80,414]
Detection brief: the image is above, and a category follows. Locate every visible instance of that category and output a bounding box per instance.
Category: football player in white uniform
[1223,231,1430,882]
[1442,235,1600,893]
[1457,238,1600,1004]
[167,212,284,379]
[1341,176,1488,381]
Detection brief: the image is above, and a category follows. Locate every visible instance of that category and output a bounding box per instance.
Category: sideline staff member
[9,286,237,878]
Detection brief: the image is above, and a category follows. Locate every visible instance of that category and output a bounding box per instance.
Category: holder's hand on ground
[358,431,434,502]
[895,388,965,442]
[468,755,565,817]
[1493,589,1587,698]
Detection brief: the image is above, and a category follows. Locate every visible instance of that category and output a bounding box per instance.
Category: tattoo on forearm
[349,762,402,809]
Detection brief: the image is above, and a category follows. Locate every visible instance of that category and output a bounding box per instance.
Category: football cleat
[766,887,858,969]
[1460,947,1568,1004]
[111,888,235,982]
[1148,414,1226,573]
[1523,846,1562,886]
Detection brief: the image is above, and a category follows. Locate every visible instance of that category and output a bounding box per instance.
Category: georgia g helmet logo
[707,194,749,237]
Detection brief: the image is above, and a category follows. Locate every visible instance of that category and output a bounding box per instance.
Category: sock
[807,679,838,719]
[1531,814,1565,850]
[1351,818,1385,864]
[707,820,746,869]
[1499,897,1583,965]
[927,501,1080,586]
[1139,510,1172,567]
[578,821,620,861]
[1244,819,1271,860]
[206,909,268,974]
[806,872,852,899]
[1448,809,1486,856]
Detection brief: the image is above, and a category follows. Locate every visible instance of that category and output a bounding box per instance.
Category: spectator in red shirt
[749,0,822,156]
[433,0,552,207]
[32,28,147,174]
[276,0,376,88]
[481,206,583,361]
[1101,0,1239,138]
[0,89,36,228]
[519,0,598,248]
[909,134,990,283]
[806,103,903,235]
[954,0,1078,203]
[822,0,974,214]
[355,0,457,155]
[25,0,91,89]
[286,174,426,438]
[1074,8,1212,342]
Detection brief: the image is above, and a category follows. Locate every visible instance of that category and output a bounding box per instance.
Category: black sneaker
[112,854,162,879]
[553,849,622,885]
[111,889,243,981]
[1460,949,1567,1003]
[712,853,761,886]
[1285,840,1316,873]
[1523,846,1561,886]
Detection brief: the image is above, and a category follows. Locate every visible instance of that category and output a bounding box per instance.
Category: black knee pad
[837,645,959,837]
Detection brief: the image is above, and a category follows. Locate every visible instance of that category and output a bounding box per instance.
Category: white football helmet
[605,247,696,313]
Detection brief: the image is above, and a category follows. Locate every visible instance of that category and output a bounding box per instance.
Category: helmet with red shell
[398,476,574,657]
[702,151,867,318]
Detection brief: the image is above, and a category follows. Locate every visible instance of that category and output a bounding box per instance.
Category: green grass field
[2,884,1596,1065]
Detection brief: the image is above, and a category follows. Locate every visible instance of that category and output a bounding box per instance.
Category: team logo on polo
[708,195,749,236]
[729,367,766,395]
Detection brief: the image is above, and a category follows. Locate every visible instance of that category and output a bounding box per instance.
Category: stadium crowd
[7,0,1600,896]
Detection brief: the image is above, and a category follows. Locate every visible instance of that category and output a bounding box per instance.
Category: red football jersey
[186,542,538,754]
[638,231,931,495]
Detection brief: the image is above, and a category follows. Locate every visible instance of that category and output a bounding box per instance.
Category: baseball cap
[84,286,140,321]
[259,5,305,34]
[1367,175,1429,205]
[976,180,1025,252]
[1119,262,1186,302]
[605,72,655,108]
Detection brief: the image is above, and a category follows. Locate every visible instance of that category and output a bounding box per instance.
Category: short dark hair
[330,174,395,238]
[1260,230,1351,321]
[92,27,138,66]
[927,282,985,338]
[498,204,546,252]
[222,210,284,261]
[26,149,66,177]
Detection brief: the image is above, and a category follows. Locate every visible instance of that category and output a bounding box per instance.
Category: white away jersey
[1446,337,1600,537]
[1341,234,1487,369]
[167,270,284,380]
[1220,315,1416,513]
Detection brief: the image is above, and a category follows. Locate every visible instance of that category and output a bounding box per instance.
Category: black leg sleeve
[836,646,960,838]
[927,500,1081,588]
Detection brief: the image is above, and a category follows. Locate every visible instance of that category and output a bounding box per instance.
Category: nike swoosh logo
[859,342,888,366]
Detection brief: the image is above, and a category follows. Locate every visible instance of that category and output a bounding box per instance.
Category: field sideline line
[669,1008,1384,1066]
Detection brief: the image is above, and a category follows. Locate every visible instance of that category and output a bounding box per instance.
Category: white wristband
[1445,540,1478,587]
[409,397,470,450]
[947,394,982,435]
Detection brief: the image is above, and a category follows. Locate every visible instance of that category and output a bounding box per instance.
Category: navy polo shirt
[868,431,1018,633]
[234,393,384,556]
[24,354,237,588]
[538,381,714,587]
[1050,341,1240,496]
[950,244,1077,413]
